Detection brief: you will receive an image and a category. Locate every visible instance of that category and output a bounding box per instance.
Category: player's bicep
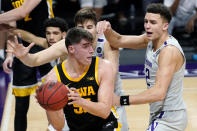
[155,46,177,93]
[97,60,114,106]
[104,41,119,76]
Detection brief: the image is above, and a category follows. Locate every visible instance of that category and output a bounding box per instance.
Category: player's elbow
[101,111,111,119]
[157,91,166,101]
[18,7,29,19]
[19,12,27,19]
[53,126,64,131]
[100,107,111,119]
[52,123,64,131]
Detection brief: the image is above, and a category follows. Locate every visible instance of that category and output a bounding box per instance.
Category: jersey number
[73,98,90,114]
[24,14,32,21]
[145,68,150,87]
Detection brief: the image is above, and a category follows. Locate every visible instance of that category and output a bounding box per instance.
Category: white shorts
[48,121,69,131]
[147,110,187,131]
[80,0,107,8]
[115,106,129,131]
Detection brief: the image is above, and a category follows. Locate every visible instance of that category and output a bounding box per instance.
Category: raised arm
[96,21,149,49]
[7,37,67,67]
[12,29,47,48]
[0,0,41,24]
[103,41,119,78]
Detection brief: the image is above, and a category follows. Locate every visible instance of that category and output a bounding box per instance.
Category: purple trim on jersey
[149,111,164,131]
[151,122,158,131]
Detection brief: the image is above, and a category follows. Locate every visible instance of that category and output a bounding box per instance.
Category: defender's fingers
[5,49,13,53]
[7,40,16,49]
[14,35,19,45]
[27,42,35,50]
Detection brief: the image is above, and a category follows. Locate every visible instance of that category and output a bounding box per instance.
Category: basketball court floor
[0,64,197,131]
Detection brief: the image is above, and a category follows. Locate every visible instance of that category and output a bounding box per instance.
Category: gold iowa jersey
[55,57,115,131]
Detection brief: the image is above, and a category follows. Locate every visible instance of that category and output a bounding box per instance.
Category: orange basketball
[36,81,69,111]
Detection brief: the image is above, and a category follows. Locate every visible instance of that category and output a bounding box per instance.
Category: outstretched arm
[96,21,149,49]
[114,45,184,106]
[12,29,47,48]
[6,36,67,67]
[0,0,41,24]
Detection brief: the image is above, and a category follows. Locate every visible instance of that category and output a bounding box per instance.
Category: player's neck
[152,33,169,51]
[64,58,89,78]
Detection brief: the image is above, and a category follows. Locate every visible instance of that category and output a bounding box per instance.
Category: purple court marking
[0,70,10,126]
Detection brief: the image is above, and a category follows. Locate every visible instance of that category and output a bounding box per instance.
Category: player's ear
[163,22,168,31]
[68,45,74,53]
[62,32,66,39]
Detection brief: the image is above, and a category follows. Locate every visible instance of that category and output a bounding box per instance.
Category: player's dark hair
[43,17,68,32]
[65,27,93,49]
[74,8,97,26]
[146,3,172,23]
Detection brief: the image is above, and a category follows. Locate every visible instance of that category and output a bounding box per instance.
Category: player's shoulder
[45,66,58,82]
[159,45,183,63]
[161,44,181,55]
[97,57,112,70]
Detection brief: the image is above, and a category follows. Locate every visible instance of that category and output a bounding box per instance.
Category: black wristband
[120,95,130,105]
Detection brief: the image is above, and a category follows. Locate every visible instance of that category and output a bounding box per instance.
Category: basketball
[36,81,69,111]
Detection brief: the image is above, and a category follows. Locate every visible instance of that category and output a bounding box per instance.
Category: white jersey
[145,36,186,113]
[94,36,124,96]
[94,36,129,131]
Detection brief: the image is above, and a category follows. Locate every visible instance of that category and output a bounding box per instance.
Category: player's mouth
[87,57,92,60]
[146,32,153,37]
[49,42,56,45]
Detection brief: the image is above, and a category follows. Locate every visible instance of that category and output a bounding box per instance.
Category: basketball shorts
[114,77,129,131]
[12,57,52,97]
[115,106,129,131]
[147,109,187,131]
[80,0,107,8]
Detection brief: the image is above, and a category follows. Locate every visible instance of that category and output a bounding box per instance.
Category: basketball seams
[37,81,69,110]
[42,82,48,105]
[47,82,68,109]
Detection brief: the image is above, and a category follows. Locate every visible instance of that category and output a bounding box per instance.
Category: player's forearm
[20,53,41,67]
[6,41,14,58]
[80,99,111,119]
[46,110,65,131]
[105,29,148,49]
[13,29,47,48]
[0,8,26,24]
[129,88,165,104]
[118,87,165,106]
[104,28,122,49]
